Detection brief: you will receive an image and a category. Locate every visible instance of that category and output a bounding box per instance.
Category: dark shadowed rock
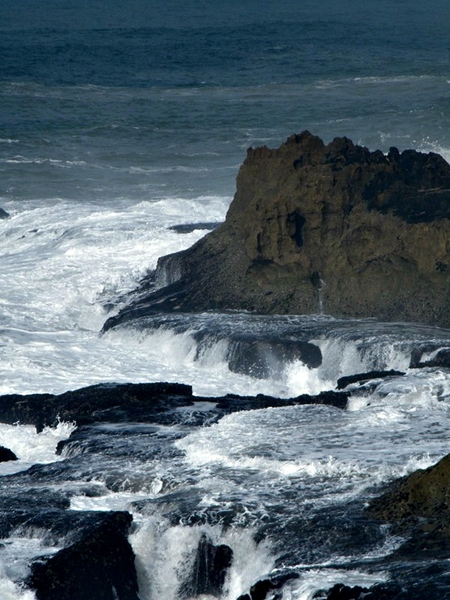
[27,511,139,600]
[0,383,350,433]
[0,446,17,462]
[0,383,194,431]
[237,573,299,600]
[228,338,322,378]
[313,582,402,600]
[104,132,450,330]
[410,345,450,369]
[215,390,350,412]
[169,221,222,233]
[0,207,9,219]
[180,534,233,598]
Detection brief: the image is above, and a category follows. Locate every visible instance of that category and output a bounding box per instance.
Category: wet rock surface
[169,221,222,234]
[0,376,447,598]
[180,534,233,598]
[237,573,299,600]
[27,511,139,600]
[368,452,450,524]
[313,582,402,600]
[105,132,450,330]
[0,382,352,432]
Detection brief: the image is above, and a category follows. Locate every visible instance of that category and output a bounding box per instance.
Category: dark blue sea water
[2,0,450,202]
[2,2,450,598]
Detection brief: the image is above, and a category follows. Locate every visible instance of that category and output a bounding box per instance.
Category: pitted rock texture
[105,132,450,329]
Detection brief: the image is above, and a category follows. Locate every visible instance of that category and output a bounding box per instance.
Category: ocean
[1,0,450,597]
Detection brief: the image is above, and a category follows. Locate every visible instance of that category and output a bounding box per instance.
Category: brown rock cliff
[105,131,450,328]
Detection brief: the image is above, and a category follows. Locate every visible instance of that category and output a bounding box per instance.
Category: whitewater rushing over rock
[2,320,450,598]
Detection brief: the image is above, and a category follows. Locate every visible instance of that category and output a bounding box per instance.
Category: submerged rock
[0,207,9,219]
[104,132,450,330]
[169,221,222,233]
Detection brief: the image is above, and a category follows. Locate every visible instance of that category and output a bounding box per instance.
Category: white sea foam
[0,421,76,476]
[0,534,62,600]
[0,562,36,600]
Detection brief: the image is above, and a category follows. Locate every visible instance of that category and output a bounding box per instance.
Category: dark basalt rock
[313,582,402,600]
[410,345,450,369]
[27,511,139,600]
[0,382,194,431]
[336,370,405,390]
[180,534,233,598]
[368,452,450,523]
[0,207,10,219]
[104,132,450,330]
[169,221,222,234]
[0,445,17,462]
[237,573,299,600]
[215,390,350,412]
[0,382,351,432]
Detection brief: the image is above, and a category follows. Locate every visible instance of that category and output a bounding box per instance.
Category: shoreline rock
[104,132,450,331]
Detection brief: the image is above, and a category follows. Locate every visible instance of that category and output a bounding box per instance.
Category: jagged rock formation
[105,131,450,329]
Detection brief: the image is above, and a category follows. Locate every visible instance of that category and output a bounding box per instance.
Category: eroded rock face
[105,132,450,329]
